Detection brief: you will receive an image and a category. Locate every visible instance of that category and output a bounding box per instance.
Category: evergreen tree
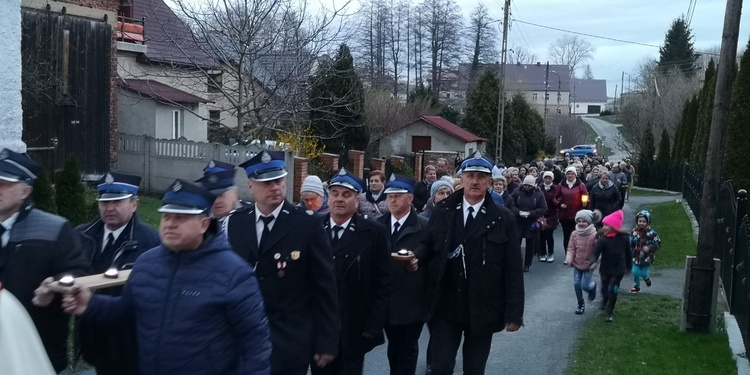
[439,105,461,125]
[637,127,656,188]
[689,59,717,170]
[658,17,697,77]
[309,44,368,154]
[671,98,690,162]
[407,83,440,108]
[723,39,750,191]
[509,93,550,159]
[653,129,672,190]
[676,95,700,164]
[463,70,503,157]
[56,155,87,225]
[32,170,56,214]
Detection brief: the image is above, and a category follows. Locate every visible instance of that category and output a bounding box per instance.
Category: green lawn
[85,188,162,229]
[598,114,622,124]
[629,188,679,197]
[566,293,736,375]
[644,201,696,268]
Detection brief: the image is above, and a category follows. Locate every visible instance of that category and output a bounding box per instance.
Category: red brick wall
[414,152,424,181]
[348,150,365,179]
[370,158,385,173]
[390,155,404,168]
[293,157,309,203]
[321,153,339,173]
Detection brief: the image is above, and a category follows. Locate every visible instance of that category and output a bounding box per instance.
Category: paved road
[581,117,630,163]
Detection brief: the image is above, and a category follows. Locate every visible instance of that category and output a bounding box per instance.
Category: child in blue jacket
[630,210,661,293]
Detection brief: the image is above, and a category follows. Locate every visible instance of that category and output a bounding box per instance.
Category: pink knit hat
[602,210,624,231]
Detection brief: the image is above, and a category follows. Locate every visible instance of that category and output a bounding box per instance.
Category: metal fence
[680,163,749,352]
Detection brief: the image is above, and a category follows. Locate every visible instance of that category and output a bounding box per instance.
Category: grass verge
[566,293,736,375]
[642,201,696,268]
[598,114,621,124]
[85,188,163,229]
[629,188,679,197]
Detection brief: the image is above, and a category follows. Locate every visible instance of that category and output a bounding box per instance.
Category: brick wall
[370,158,385,173]
[321,153,339,173]
[414,152,424,181]
[348,150,365,179]
[293,157,308,203]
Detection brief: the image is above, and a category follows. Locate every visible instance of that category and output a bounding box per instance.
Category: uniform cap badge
[105,173,115,184]
[261,151,272,164]
[291,251,300,261]
[173,181,182,192]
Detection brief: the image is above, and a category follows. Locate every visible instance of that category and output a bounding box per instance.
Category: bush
[55,156,88,225]
[32,170,56,214]
[392,162,415,179]
[599,109,614,116]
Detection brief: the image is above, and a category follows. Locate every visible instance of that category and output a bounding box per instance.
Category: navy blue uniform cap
[384,173,416,194]
[460,151,493,174]
[159,179,216,215]
[328,168,364,193]
[0,149,42,184]
[97,172,141,201]
[239,151,288,182]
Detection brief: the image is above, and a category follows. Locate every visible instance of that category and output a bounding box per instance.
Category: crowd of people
[0,146,659,375]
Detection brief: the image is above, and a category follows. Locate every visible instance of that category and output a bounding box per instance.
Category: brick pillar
[320,153,339,173]
[293,157,308,203]
[390,155,404,168]
[414,152,423,181]
[348,150,365,179]
[370,158,386,173]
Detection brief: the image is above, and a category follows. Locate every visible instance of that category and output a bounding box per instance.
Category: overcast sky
[453,0,749,97]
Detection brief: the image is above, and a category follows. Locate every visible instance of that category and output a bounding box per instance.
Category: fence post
[737,190,748,238]
[143,135,152,193]
[681,162,687,197]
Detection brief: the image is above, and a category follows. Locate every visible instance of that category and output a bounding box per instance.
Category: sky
[453,0,750,97]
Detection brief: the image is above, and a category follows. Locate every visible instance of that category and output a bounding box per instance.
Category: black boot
[575,304,585,315]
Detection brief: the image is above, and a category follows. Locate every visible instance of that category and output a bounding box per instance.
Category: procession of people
[0,145,651,375]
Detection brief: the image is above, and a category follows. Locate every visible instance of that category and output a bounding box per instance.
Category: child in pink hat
[589,210,632,322]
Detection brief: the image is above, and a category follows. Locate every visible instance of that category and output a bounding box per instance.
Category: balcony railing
[116,16,145,44]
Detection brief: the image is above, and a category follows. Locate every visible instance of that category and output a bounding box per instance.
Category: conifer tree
[723,39,750,190]
[653,129,672,190]
[690,60,717,170]
[637,127,656,188]
[56,155,87,225]
[676,95,700,164]
[32,170,56,214]
[658,17,697,77]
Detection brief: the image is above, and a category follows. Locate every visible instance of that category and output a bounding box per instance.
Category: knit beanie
[301,175,324,197]
[543,171,554,180]
[523,175,536,186]
[602,210,624,231]
[430,180,454,197]
[574,209,594,224]
[565,166,577,175]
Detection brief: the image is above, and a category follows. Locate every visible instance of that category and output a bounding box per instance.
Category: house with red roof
[378,116,487,158]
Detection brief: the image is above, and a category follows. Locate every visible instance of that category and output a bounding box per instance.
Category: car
[559,144,598,158]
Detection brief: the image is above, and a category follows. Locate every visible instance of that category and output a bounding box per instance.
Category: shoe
[631,286,640,293]
[606,314,614,322]
[426,365,432,375]
[588,287,597,301]
[575,305,585,315]
[539,255,547,262]
[645,278,652,287]
[523,266,530,272]
[546,255,554,263]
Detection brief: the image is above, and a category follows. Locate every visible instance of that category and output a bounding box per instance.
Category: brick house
[377,115,487,158]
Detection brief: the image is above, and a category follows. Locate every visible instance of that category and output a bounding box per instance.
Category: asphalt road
[581,117,631,163]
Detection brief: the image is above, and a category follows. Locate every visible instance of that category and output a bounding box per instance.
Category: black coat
[225,201,339,371]
[0,205,89,372]
[510,187,548,239]
[589,182,622,218]
[75,215,160,374]
[591,233,632,276]
[377,210,430,325]
[415,192,525,334]
[413,180,431,212]
[323,214,390,355]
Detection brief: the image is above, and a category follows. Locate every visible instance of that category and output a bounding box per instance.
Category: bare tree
[465,4,498,96]
[364,87,440,151]
[547,35,594,78]
[126,0,353,144]
[582,64,594,79]
[418,0,463,93]
[510,45,537,64]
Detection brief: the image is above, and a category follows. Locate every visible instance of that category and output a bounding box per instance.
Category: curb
[725,312,750,375]
[631,186,681,194]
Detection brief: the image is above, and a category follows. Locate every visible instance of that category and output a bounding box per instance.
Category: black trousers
[539,228,555,257]
[384,322,424,375]
[272,366,308,375]
[560,219,576,254]
[310,354,364,375]
[429,316,493,375]
[521,234,538,268]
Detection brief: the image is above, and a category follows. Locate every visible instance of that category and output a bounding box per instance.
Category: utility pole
[613,84,618,113]
[494,0,510,162]
[551,71,561,116]
[620,71,625,110]
[543,61,550,128]
[687,0,743,333]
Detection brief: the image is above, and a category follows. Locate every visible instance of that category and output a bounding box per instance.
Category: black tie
[392,222,401,243]
[331,225,344,247]
[0,224,6,249]
[92,233,116,272]
[465,206,476,230]
[259,215,275,249]
[104,233,115,253]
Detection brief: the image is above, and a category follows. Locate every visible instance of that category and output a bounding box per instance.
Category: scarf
[543,182,553,191]
[366,189,387,203]
[575,223,596,236]
[566,179,576,189]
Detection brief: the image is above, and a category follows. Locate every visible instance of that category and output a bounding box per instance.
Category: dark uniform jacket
[323,214,390,355]
[225,201,339,371]
[415,191,524,335]
[0,205,88,372]
[377,210,430,325]
[75,214,160,374]
[85,233,271,375]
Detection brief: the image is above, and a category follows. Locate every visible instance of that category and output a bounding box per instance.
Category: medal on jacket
[277,261,287,277]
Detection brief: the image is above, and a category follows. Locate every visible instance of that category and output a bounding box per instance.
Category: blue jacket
[86,232,271,375]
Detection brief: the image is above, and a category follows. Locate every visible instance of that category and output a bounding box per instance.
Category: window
[209,110,221,127]
[545,93,549,100]
[207,73,223,93]
[446,93,451,99]
[172,110,183,139]
[532,93,538,101]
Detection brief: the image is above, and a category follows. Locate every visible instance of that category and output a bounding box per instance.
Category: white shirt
[102,224,128,252]
[255,203,285,246]
[390,212,410,234]
[462,197,484,226]
[0,212,20,248]
[329,217,352,239]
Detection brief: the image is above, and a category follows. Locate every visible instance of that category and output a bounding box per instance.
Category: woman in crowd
[528,166,539,179]
[358,170,389,219]
[538,171,559,262]
[555,166,589,258]
[589,172,622,226]
[511,176,548,272]
[420,179,454,219]
[491,175,515,210]
[507,168,521,194]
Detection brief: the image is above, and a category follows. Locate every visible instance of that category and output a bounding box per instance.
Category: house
[378,115,487,158]
[116,0,218,142]
[570,79,608,114]
[20,0,119,174]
